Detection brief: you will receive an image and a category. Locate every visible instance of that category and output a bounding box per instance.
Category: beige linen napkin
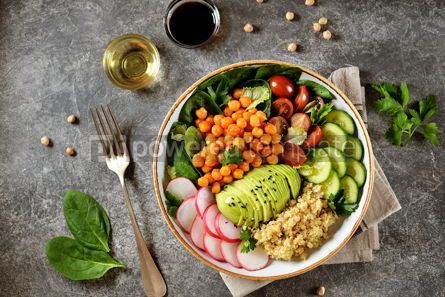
[220,66,401,297]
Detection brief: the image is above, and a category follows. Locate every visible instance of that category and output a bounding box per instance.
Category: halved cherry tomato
[294,85,309,112]
[303,125,323,148]
[272,98,294,119]
[290,113,312,132]
[269,75,295,98]
[282,143,307,166]
[268,116,289,135]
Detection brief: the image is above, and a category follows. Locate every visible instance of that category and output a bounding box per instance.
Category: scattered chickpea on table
[243,23,254,33]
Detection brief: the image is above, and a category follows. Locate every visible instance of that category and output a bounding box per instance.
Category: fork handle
[120,179,167,297]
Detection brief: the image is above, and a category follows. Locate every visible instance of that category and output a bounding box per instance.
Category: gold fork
[91,106,166,297]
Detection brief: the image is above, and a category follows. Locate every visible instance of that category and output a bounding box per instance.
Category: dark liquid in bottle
[168,2,216,46]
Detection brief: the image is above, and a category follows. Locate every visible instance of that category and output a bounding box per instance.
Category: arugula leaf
[327,190,358,216]
[165,192,183,217]
[419,123,439,146]
[240,228,257,253]
[373,82,440,147]
[63,190,111,252]
[309,103,334,125]
[298,80,334,99]
[221,146,242,166]
[46,237,124,281]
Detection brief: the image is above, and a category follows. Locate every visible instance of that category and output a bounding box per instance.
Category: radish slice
[166,177,197,200]
[195,187,215,217]
[190,216,205,250]
[236,243,270,271]
[220,241,242,268]
[215,213,241,243]
[203,232,225,261]
[203,204,219,238]
[176,197,197,233]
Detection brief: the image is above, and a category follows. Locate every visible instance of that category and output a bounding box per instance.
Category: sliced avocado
[250,180,273,222]
[271,165,301,198]
[228,181,259,228]
[216,191,242,226]
[224,184,256,227]
[235,179,264,225]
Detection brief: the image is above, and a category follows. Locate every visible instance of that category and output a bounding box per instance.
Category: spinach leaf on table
[63,189,111,252]
[45,237,124,281]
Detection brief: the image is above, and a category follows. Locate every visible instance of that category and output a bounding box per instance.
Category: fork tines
[90,105,127,158]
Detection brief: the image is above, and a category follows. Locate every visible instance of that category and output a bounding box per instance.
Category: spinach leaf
[179,91,222,125]
[242,79,272,116]
[254,64,302,82]
[166,121,188,165]
[184,126,204,158]
[45,237,124,281]
[198,66,258,91]
[298,80,334,99]
[165,192,183,217]
[174,146,201,182]
[63,190,111,252]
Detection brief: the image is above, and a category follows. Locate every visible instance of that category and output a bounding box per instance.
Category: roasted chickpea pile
[192,89,284,193]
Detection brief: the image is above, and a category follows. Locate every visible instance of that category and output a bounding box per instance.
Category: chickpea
[195,107,208,119]
[285,11,295,21]
[249,107,257,114]
[205,154,218,167]
[216,137,225,149]
[242,150,256,163]
[211,169,223,181]
[41,136,51,146]
[206,115,214,124]
[256,0,264,3]
[202,165,212,173]
[287,42,298,52]
[239,162,250,172]
[256,111,267,122]
[313,22,321,32]
[271,134,282,144]
[249,115,261,127]
[252,156,263,168]
[242,111,251,121]
[228,100,241,111]
[204,173,215,184]
[228,163,238,170]
[250,139,264,152]
[198,120,211,133]
[206,134,217,144]
[318,17,328,25]
[198,176,209,187]
[323,30,333,40]
[252,127,264,138]
[243,132,253,143]
[264,123,278,135]
[316,286,326,296]
[67,114,77,124]
[236,118,247,129]
[227,124,242,137]
[211,182,221,194]
[233,137,245,150]
[272,143,284,155]
[239,96,252,108]
[266,154,279,165]
[66,147,75,156]
[243,23,254,33]
[260,146,272,157]
[223,106,233,116]
[211,125,224,137]
[209,142,220,155]
[233,169,244,179]
[220,166,231,177]
[195,118,203,126]
[214,114,224,126]
[260,134,272,145]
[233,88,243,99]
[305,0,315,6]
[222,175,233,184]
[231,111,242,121]
[192,154,205,167]
[221,117,233,129]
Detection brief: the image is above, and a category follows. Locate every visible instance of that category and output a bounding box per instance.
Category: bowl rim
[152,60,374,280]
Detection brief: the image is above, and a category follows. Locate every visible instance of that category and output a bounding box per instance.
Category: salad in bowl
[153,61,373,280]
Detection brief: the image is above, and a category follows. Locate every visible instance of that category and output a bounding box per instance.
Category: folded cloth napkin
[220,66,401,297]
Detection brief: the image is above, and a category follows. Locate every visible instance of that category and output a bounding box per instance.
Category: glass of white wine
[103,34,160,90]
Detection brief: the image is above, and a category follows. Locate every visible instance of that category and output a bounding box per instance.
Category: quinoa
[253,183,337,260]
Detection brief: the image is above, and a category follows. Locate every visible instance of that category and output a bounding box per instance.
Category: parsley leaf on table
[221,146,242,166]
[240,228,257,253]
[372,81,440,146]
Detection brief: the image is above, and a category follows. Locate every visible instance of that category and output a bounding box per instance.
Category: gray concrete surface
[0,0,444,296]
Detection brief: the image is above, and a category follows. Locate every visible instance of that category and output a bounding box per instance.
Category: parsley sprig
[240,228,257,253]
[165,192,183,217]
[310,102,334,125]
[327,190,358,216]
[221,146,242,166]
[372,82,439,146]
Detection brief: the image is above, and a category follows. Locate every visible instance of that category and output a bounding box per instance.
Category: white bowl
[153,60,374,280]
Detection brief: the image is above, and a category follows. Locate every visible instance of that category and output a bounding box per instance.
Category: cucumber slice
[323,147,347,177]
[346,158,367,187]
[325,110,356,135]
[306,149,332,184]
[320,170,340,199]
[340,176,359,203]
[321,123,347,151]
[343,136,364,160]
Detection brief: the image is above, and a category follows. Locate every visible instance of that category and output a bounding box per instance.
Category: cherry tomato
[294,85,309,112]
[290,113,312,132]
[282,143,307,166]
[268,75,295,98]
[272,98,294,119]
[303,125,323,148]
[268,116,289,135]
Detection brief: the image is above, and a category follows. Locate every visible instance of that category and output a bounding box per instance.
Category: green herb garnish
[240,228,257,253]
[45,190,124,280]
[165,191,183,217]
[221,146,243,166]
[327,190,358,216]
[310,102,334,125]
[372,82,439,146]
